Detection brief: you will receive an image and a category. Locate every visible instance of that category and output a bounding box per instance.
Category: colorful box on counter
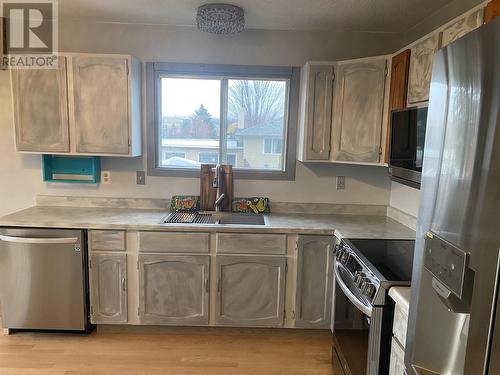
[170,195,200,212]
[232,197,270,214]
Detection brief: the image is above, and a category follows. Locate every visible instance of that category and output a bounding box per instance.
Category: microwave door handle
[335,264,373,317]
[0,235,79,245]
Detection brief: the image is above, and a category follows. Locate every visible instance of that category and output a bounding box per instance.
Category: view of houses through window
[159,76,288,171]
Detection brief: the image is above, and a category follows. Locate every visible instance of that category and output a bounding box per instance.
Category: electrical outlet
[136,171,146,185]
[101,171,111,185]
[336,176,346,190]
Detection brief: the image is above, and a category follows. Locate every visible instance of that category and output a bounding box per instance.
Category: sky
[162,77,220,118]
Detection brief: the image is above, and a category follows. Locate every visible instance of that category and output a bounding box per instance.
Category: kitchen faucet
[212,164,225,212]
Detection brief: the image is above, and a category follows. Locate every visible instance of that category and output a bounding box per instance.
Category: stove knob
[353,271,365,285]
[340,252,351,265]
[333,244,340,255]
[363,283,376,299]
[335,247,343,261]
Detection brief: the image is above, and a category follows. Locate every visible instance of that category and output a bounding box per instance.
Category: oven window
[334,276,370,375]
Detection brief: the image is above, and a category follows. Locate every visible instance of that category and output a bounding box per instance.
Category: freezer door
[0,228,87,330]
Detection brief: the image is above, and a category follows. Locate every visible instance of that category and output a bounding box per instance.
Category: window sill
[147,167,295,181]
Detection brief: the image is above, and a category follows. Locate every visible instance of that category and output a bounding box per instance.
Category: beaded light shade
[196,3,245,35]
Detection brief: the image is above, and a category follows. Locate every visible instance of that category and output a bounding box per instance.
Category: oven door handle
[335,264,373,317]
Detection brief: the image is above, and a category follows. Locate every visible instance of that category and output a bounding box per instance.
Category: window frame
[146,62,300,180]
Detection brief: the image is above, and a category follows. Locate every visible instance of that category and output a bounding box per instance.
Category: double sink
[161,211,268,226]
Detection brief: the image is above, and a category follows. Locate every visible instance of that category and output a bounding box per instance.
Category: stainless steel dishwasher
[0,228,91,332]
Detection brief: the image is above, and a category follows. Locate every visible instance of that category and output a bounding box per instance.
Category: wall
[389,182,421,218]
[0,21,401,216]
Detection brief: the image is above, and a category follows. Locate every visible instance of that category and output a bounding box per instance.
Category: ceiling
[58,0,458,33]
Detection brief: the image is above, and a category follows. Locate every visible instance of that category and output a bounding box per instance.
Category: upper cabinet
[11,58,70,153]
[385,49,411,162]
[298,57,389,165]
[485,0,500,23]
[440,9,483,47]
[331,58,387,163]
[11,53,142,157]
[407,33,440,104]
[69,56,131,154]
[298,63,334,161]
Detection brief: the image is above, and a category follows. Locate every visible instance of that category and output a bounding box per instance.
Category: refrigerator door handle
[0,235,79,245]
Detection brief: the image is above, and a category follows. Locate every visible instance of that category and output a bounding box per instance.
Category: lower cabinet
[89,253,128,324]
[215,255,286,327]
[295,236,333,328]
[138,254,210,325]
[389,337,406,375]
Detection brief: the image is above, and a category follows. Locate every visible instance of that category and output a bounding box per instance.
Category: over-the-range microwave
[388,107,428,189]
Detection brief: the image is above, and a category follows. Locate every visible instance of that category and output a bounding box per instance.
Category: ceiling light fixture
[196,3,245,35]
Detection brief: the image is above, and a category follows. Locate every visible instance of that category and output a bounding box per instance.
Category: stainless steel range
[332,238,415,375]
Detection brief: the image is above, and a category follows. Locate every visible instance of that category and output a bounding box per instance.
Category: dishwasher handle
[0,235,79,245]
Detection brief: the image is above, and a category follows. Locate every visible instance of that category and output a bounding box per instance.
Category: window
[147,63,300,180]
[263,138,282,155]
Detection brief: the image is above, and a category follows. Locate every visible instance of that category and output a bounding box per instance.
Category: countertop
[0,206,416,239]
[389,287,412,312]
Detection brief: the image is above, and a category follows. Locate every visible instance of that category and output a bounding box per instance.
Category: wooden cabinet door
[331,58,387,163]
[485,0,500,23]
[11,58,69,152]
[215,255,286,327]
[407,34,439,104]
[385,49,411,162]
[440,9,483,47]
[69,56,130,154]
[138,254,209,325]
[304,64,334,160]
[90,253,127,324]
[295,236,333,328]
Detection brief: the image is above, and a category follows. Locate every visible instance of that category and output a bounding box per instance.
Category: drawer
[139,232,210,253]
[90,230,126,251]
[216,233,286,255]
[389,336,406,375]
[393,303,409,348]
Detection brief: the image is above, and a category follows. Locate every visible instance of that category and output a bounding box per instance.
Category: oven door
[333,262,372,375]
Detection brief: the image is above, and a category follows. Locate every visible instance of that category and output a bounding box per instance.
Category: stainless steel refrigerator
[406,18,500,374]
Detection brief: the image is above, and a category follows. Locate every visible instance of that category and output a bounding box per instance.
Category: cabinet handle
[205,279,209,293]
[122,277,127,292]
[217,279,221,293]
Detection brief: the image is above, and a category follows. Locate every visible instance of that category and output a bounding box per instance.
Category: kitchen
[0,0,498,374]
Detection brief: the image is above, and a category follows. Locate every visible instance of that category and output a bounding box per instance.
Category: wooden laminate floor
[0,328,335,375]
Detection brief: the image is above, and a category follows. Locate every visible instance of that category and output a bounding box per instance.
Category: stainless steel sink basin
[212,212,267,226]
[161,212,268,226]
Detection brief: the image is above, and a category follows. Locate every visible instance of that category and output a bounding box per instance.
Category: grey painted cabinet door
[138,254,210,325]
[11,58,70,152]
[407,33,440,104]
[331,58,387,163]
[90,253,127,324]
[69,56,130,154]
[304,64,334,160]
[215,255,286,327]
[295,236,333,328]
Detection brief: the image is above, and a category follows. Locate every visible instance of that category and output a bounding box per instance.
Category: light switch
[136,171,146,185]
